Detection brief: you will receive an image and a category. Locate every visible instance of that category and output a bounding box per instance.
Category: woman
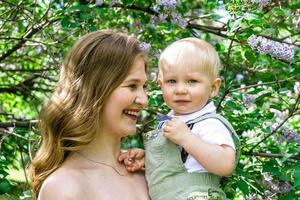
[30,30,150,200]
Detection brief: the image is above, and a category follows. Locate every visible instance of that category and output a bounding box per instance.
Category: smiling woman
[101,55,148,138]
[29,30,150,200]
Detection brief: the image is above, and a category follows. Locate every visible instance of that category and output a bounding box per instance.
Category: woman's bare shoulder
[131,171,148,186]
[38,167,85,200]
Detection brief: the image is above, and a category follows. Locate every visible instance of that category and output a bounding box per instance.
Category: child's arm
[118,148,145,172]
[163,118,235,176]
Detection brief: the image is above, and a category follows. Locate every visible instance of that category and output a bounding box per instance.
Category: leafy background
[0,0,299,199]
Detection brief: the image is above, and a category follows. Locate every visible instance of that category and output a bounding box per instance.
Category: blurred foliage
[0,0,299,199]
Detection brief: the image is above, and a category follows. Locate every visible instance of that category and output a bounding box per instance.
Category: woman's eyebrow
[125,78,148,83]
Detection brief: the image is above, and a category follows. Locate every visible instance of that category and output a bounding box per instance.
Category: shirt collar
[168,101,216,123]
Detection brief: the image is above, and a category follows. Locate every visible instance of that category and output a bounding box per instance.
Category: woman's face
[101,56,148,138]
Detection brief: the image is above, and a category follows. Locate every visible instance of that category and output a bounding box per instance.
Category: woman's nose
[135,89,148,107]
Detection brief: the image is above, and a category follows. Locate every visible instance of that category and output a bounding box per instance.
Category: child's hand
[118,148,145,172]
[163,117,191,145]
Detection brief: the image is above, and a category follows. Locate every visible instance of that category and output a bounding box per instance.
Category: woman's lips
[123,109,139,120]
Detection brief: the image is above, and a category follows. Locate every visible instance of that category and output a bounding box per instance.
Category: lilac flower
[247,35,296,61]
[109,0,118,7]
[282,126,300,142]
[139,42,151,52]
[95,0,103,6]
[149,69,158,80]
[243,93,257,105]
[242,93,257,111]
[269,108,287,122]
[247,194,261,200]
[294,82,300,94]
[250,0,270,8]
[150,14,167,26]
[236,74,244,82]
[156,0,177,10]
[171,12,188,28]
[242,130,256,138]
[278,181,293,193]
[262,173,293,194]
[152,1,187,29]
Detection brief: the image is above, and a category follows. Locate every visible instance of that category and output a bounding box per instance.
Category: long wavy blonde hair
[29,30,147,198]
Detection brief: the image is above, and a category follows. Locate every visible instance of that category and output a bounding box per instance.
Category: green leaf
[244,50,256,64]
[61,16,70,28]
[279,192,297,200]
[294,163,300,187]
[262,161,278,173]
[227,17,244,34]
[123,0,134,6]
[0,180,12,193]
[236,179,250,195]
[272,7,288,17]
[289,2,300,9]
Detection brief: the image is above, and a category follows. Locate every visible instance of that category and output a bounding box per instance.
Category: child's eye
[167,79,176,84]
[188,79,197,84]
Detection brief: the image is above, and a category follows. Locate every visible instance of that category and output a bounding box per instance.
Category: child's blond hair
[159,38,221,81]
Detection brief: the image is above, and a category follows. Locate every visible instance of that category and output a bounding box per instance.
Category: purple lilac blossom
[171,12,188,28]
[95,0,103,6]
[282,126,300,142]
[109,0,118,7]
[294,82,300,94]
[236,74,244,82]
[156,0,177,10]
[250,0,270,8]
[243,93,257,105]
[152,0,187,29]
[139,42,151,52]
[247,35,296,61]
[149,14,167,26]
[262,173,293,194]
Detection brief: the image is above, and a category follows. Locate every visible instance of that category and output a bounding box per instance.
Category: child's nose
[175,83,188,94]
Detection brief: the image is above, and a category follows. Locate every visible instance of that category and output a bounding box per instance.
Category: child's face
[159,63,220,115]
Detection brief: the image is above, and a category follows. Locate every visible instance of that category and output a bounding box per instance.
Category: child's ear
[210,78,221,97]
[157,78,163,87]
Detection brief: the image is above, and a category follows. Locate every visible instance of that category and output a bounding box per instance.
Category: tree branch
[229,77,299,93]
[0,18,58,63]
[249,94,300,152]
[243,151,299,160]
[95,2,157,15]
[0,120,38,129]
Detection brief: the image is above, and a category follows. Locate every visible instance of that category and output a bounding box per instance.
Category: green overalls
[143,113,240,200]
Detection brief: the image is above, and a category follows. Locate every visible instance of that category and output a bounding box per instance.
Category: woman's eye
[128,84,137,90]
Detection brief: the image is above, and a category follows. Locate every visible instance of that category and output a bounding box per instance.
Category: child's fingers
[118,152,127,162]
[126,162,145,172]
[129,149,144,159]
[163,125,172,133]
[126,166,136,172]
[123,158,134,167]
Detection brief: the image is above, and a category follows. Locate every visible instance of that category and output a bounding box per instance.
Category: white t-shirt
[168,102,235,173]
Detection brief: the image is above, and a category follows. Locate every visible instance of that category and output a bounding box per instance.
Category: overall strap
[185,113,241,169]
